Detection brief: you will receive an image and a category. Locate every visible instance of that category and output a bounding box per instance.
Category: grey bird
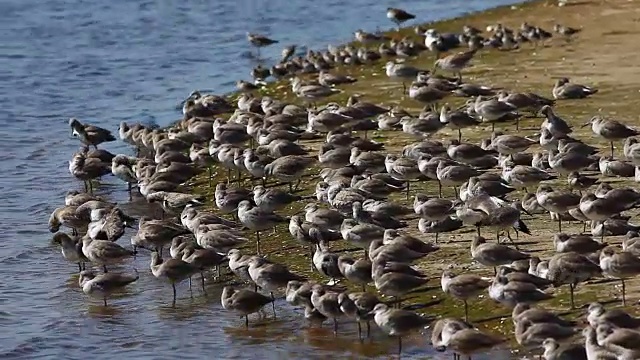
[552,77,597,100]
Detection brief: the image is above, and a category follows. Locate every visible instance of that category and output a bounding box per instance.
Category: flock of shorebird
[49,5,640,360]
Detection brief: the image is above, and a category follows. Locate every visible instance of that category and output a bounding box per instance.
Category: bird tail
[513,219,531,235]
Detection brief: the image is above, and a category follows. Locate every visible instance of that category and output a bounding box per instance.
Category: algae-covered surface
[192,0,640,357]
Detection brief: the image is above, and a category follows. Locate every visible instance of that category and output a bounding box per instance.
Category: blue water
[0,0,522,358]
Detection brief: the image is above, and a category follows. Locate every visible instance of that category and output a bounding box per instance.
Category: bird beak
[580,122,590,128]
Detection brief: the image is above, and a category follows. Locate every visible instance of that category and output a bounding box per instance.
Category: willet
[446,140,493,166]
[337,291,379,339]
[553,233,606,254]
[69,118,116,149]
[147,191,205,215]
[246,32,278,57]
[150,252,197,305]
[489,275,552,307]
[491,133,536,157]
[69,152,111,193]
[497,266,553,289]
[439,105,480,141]
[540,105,572,137]
[440,325,505,359]
[52,232,87,272]
[385,62,423,93]
[582,326,618,360]
[367,303,431,355]
[387,7,416,29]
[546,252,601,309]
[253,185,310,212]
[214,183,251,216]
[237,200,287,254]
[440,270,490,322]
[436,160,480,196]
[587,302,640,329]
[310,284,343,333]
[221,286,274,327]
[623,231,640,256]
[312,241,343,283]
[623,137,640,165]
[305,203,344,231]
[567,171,598,193]
[502,165,556,191]
[369,239,430,263]
[548,150,594,176]
[227,249,254,283]
[81,236,135,273]
[471,235,530,274]
[512,303,575,327]
[385,154,421,199]
[248,256,305,314]
[595,323,640,359]
[599,156,635,177]
[373,263,428,305]
[264,155,315,191]
[584,116,639,157]
[433,49,477,81]
[340,219,384,253]
[383,229,439,255]
[111,155,138,199]
[182,248,227,291]
[473,96,518,130]
[536,185,581,232]
[515,319,576,347]
[337,256,372,291]
[599,246,640,305]
[78,270,138,306]
[136,217,190,254]
[353,201,406,229]
[291,77,341,104]
[552,78,597,100]
[542,338,587,360]
[431,318,473,352]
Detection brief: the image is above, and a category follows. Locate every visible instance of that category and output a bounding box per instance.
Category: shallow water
[0,0,523,358]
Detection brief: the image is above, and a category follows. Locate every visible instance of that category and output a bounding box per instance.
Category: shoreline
[182,0,640,354]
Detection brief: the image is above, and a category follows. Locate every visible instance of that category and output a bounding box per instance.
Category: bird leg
[333,318,338,335]
[357,321,362,341]
[245,315,249,328]
[172,283,177,306]
[103,265,108,273]
[569,283,575,309]
[558,216,562,232]
[201,272,207,295]
[77,262,82,272]
[621,278,627,306]
[405,181,410,200]
[398,336,403,356]
[464,300,469,322]
[610,141,615,159]
[438,181,443,197]
[127,182,132,201]
[256,231,262,255]
[271,292,276,318]
[103,297,108,307]
[458,128,462,142]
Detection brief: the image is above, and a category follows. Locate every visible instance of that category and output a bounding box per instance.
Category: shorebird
[253,185,309,212]
[502,164,556,192]
[491,133,536,157]
[221,286,274,327]
[512,303,575,328]
[440,325,505,359]
[542,338,586,360]
[439,105,480,141]
[536,185,581,232]
[264,154,315,191]
[246,32,278,57]
[599,246,640,305]
[52,232,87,272]
[471,236,530,274]
[69,118,116,149]
[587,302,640,329]
[584,116,639,157]
[385,62,423,93]
[433,49,477,81]
[595,323,640,359]
[553,233,606,254]
[81,236,135,273]
[489,275,552,307]
[78,270,138,306]
[385,154,420,199]
[337,256,372,291]
[582,326,618,360]
[386,7,416,29]
[291,77,341,105]
[150,252,197,305]
[310,285,343,333]
[367,303,431,355]
[337,291,379,339]
[441,270,490,322]
[473,96,518,130]
[515,320,576,347]
[567,171,598,193]
[237,200,288,254]
[547,252,601,309]
[552,78,597,100]
[248,256,305,314]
